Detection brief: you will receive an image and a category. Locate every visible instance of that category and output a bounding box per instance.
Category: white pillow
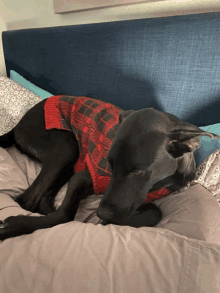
[0,76,43,135]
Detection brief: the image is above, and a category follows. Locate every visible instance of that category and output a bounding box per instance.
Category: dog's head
[97,108,219,224]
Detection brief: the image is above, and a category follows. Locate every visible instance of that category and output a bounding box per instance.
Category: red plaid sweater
[44,96,170,202]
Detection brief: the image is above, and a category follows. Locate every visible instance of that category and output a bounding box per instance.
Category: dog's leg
[101,203,162,228]
[121,203,162,227]
[17,154,74,214]
[16,143,77,214]
[14,127,80,214]
[56,169,94,220]
[0,170,93,240]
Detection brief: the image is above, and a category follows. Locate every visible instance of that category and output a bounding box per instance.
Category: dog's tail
[0,129,15,148]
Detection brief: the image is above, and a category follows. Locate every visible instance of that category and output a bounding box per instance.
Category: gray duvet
[0,146,219,292]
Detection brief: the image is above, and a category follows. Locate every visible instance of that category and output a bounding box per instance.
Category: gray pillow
[155,183,220,243]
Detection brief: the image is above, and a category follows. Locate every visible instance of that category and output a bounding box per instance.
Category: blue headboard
[2,12,220,126]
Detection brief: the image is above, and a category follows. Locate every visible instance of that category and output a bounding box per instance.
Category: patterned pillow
[193,148,220,206]
[0,76,43,135]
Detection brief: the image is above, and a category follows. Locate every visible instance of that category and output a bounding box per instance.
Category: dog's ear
[119,110,135,124]
[167,122,220,157]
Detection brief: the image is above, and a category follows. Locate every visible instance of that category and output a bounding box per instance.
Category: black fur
[0,99,218,239]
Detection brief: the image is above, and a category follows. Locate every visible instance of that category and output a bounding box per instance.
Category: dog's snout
[97,205,114,222]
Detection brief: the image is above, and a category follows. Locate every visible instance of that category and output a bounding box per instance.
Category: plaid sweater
[44,96,170,202]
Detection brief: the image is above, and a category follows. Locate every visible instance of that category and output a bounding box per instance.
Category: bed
[0,12,220,292]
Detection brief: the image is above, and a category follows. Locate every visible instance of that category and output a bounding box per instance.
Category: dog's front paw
[0,216,35,240]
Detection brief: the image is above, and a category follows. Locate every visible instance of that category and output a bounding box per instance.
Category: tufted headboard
[2,12,220,126]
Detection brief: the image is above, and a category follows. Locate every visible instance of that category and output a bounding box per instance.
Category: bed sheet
[0,146,219,292]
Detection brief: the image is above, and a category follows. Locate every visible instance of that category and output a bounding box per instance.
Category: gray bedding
[0,146,219,292]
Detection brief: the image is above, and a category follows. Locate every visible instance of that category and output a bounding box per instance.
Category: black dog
[0,95,217,240]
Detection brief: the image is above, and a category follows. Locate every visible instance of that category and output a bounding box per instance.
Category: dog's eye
[132,170,145,176]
